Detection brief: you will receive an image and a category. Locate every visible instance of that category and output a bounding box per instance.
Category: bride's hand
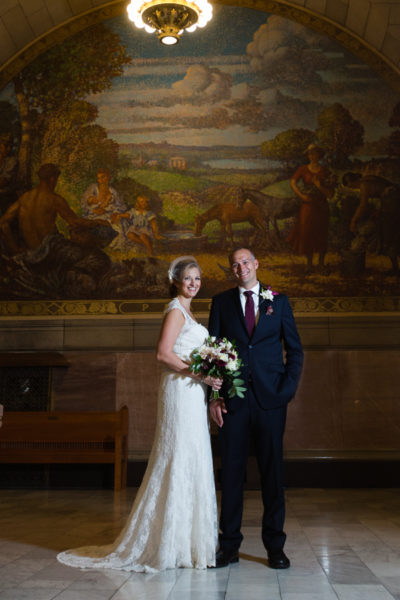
[202,375,223,390]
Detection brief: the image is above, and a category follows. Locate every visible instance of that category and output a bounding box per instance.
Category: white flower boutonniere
[260,286,279,302]
[260,286,279,315]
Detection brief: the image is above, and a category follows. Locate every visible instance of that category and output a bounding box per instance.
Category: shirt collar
[239,282,260,296]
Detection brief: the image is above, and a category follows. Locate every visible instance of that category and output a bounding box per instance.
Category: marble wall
[3,313,389,461]
[50,346,400,461]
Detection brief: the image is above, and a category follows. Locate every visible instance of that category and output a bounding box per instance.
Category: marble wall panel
[53,352,116,411]
[47,347,400,459]
[286,349,400,455]
[0,320,65,350]
[115,352,161,457]
[285,350,343,451]
[63,320,134,350]
[328,318,400,347]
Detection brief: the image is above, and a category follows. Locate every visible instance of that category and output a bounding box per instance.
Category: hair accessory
[168,255,197,283]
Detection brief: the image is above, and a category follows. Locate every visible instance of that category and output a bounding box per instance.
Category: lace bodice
[165,297,208,363]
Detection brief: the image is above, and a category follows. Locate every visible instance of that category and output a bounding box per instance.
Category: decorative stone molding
[0,296,399,317]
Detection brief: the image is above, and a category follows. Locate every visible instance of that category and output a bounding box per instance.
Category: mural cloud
[247,15,331,90]
[171,64,233,103]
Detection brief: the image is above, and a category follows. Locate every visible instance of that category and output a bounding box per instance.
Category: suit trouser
[218,384,287,552]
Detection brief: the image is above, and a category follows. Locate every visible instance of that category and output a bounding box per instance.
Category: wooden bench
[0,406,129,490]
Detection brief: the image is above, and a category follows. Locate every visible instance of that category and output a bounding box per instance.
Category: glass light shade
[127,0,212,44]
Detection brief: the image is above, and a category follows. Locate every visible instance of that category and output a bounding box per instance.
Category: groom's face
[230,249,259,289]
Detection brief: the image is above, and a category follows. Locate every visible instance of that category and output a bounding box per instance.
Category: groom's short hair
[228,247,256,264]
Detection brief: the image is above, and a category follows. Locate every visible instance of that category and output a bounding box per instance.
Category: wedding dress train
[57,298,217,572]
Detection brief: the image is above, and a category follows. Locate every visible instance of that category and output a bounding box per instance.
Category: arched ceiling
[0,0,400,91]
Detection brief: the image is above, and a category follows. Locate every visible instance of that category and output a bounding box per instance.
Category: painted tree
[388,101,400,157]
[14,23,131,190]
[37,99,120,198]
[0,101,20,140]
[316,103,364,167]
[261,128,315,170]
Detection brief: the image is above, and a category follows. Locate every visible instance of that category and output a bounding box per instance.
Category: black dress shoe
[267,548,290,569]
[213,548,239,568]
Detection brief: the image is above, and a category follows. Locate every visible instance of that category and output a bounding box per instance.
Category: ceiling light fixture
[127,0,212,45]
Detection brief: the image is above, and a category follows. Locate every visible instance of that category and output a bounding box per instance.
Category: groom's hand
[209,398,227,428]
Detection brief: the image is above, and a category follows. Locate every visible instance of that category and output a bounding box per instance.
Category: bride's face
[177,267,201,299]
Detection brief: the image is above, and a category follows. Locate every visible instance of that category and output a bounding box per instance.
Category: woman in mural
[287,144,335,273]
[81,167,127,249]
[58,255,221,572]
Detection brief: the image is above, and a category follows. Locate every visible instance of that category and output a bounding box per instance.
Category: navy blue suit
[208,284,303,552]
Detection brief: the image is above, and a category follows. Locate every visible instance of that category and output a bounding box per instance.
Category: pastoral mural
[0,5,399,313]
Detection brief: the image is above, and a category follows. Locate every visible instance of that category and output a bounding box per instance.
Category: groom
[208,247,303,569]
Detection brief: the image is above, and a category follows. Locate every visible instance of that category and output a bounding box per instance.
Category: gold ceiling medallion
[127,0,212,45]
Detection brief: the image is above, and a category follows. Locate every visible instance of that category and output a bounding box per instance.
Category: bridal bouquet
[190,336,246,400]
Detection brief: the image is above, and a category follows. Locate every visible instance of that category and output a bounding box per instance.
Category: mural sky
[94,7,397,147]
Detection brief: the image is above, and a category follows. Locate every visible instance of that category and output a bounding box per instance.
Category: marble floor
[0,488,399,600]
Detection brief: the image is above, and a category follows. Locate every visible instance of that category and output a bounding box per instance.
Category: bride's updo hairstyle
[168,255,201,296]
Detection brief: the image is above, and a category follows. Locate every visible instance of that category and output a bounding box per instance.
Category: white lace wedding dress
[57,297,217,572]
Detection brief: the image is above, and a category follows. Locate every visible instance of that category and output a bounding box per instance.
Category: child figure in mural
[81,168,127,249]
[114,195,163,256]
[287,144,336,274]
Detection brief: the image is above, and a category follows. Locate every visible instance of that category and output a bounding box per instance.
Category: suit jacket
[208,284,303,410]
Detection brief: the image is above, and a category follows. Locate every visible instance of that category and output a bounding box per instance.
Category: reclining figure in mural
[342,172,400,276]
[0,163,114,297]
[0,163,113,254]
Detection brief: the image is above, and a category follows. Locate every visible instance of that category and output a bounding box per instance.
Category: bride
[57,256,221,572]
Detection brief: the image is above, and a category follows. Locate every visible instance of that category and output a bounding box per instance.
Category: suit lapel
[252,283,270,343]
[232,287,248,337]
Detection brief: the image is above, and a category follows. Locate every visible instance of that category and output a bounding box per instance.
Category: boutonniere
[260,286,279,315]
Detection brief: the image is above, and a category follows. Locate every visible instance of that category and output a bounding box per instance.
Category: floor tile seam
[379,580,400,600]
[164,572,192,600]
[365,530,400,552]
[349,533,400,557]
[300,527,345,552]
[346,553,400,588]
[315,551,383,588]
[61,573,129,599]
[0,557,41,584]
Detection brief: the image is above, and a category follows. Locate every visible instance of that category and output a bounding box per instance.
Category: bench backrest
[0,407,128,442]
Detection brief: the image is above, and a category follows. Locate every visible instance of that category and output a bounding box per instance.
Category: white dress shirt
[238,282,260,325]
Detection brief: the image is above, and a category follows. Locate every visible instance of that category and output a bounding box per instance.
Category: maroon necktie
[244,290,255,336]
